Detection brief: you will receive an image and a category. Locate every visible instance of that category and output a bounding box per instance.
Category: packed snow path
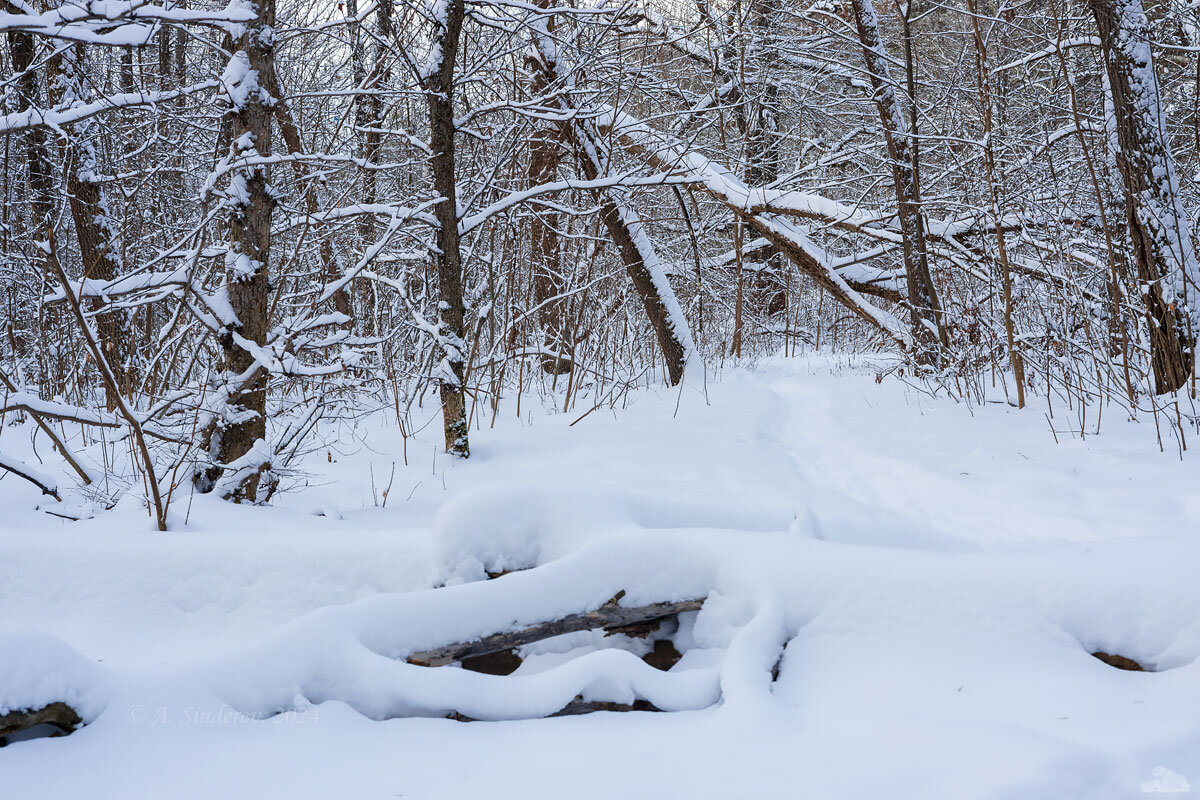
[2,356,1198,798]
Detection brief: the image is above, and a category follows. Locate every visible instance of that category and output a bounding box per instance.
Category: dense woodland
[1,0,1199,526]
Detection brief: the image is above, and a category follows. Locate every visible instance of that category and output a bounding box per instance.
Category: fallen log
[0,702,81,743]
[407,592,705,667]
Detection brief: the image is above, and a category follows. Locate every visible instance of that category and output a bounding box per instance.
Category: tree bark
[967,0,1025,407]
[1089,0,1197,394]
[51,45,132,410]
[198,0,277,500]
[524,29,693,384]
[5,8,55,271]
[526,0,570,375]
[406,593,704,666]
[849,0,945,365]
[424,0,470,457]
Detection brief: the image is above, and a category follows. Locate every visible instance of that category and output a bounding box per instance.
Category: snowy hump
[430,482,632,584]
[0,631,109,721]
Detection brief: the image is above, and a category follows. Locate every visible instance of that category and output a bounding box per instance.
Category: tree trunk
[346,0,377,334]
[198,0,277,500]
[52,45,132,410]
[425,0,470,457]
[5,10,55,271]
[526,0,570,375]
[966,0,1025,407]
[1089,0,1197,394]
[849,0,945,365]
[525,25,693,384]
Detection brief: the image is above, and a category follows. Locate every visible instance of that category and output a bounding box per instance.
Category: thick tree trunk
[849,0,945,365]
[1089,0,1197,394]
[425,0,470,457]
[198,0,277,500]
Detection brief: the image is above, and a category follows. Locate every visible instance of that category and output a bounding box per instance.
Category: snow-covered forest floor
[3,354,1199,799]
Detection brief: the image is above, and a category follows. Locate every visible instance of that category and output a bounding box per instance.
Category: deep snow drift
[1,355,1198,799]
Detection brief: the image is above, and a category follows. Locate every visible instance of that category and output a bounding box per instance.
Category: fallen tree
[408,590,702,669]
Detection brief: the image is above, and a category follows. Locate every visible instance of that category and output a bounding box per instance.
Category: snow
[220,52,260,112]
[0,631,110,720]
[2,355,1200,798]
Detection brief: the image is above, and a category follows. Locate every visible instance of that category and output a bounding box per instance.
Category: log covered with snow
[0,701,81,742]
[407,591,705,667]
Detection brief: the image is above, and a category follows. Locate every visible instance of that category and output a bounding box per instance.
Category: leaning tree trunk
[424,0,470,457]
[573,136,691,385]
[198,0,277,500]
[849,0,945,366]
[1089,0,1198,394]
[525,22,693,385]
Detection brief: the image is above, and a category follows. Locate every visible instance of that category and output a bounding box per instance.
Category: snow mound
[0,631,109,721]
[430,482,634,583]
[200,534,724,720]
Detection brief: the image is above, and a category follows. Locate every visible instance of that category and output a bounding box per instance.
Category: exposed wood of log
[1092,651,1146,672]
[407,593,705,667]
[449,697,662,722]
[550,697,661,717]
[0,702,82,742]
[460,649,524,676]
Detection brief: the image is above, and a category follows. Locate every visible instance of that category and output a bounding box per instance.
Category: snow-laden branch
[0,449,61,500]
[0,80,221,135]
[0,0,255,43]
[593,105,913,347]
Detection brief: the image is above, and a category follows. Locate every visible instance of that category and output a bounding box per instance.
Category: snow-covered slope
[1,356,1198,799]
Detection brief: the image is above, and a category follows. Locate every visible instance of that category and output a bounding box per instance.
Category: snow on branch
[0,449,61,500]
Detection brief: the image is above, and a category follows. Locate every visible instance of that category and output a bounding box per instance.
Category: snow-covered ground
[2,355,1199,799]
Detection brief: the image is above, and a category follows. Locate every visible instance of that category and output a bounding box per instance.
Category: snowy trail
[2,356,1199,799]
